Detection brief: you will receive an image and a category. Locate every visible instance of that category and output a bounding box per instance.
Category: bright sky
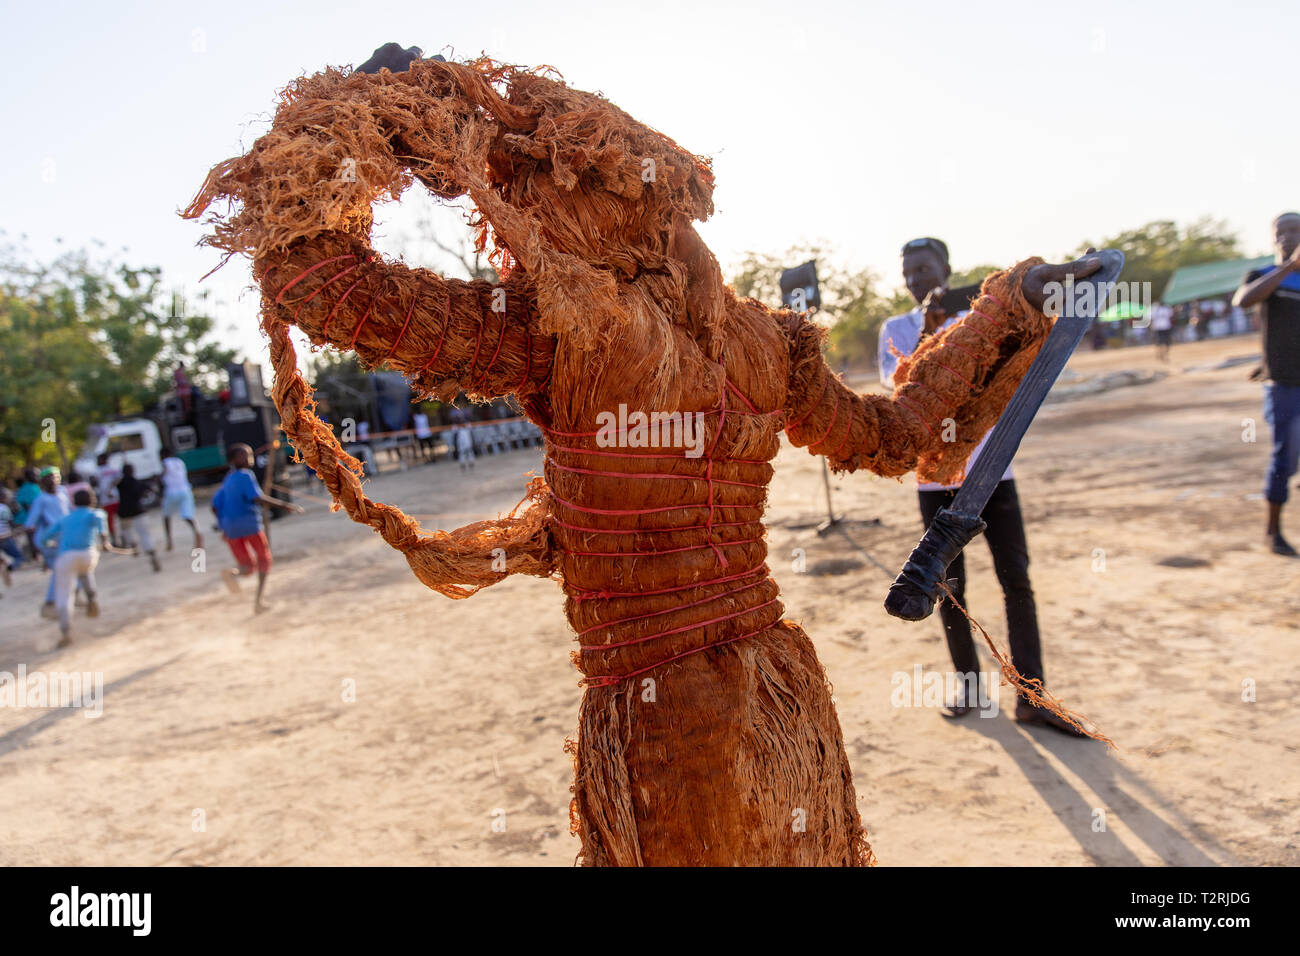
[2,0,1294,365]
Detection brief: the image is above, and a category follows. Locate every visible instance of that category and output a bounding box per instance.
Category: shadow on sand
[963,706,1234,866]
[0,656,183,759]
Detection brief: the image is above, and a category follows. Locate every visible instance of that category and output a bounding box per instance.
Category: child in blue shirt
[24,469,71,616]
[41,489,131,646]
[212,443,301,613]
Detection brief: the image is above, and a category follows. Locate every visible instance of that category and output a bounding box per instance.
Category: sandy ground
[0,335,1295,866]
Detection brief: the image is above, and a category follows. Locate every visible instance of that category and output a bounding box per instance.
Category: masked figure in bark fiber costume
[185,44,1102,866]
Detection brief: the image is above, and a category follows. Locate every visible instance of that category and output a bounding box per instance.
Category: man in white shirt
[1148,301,1174,362]
[879,237,1079,734]
[160,452,203,552]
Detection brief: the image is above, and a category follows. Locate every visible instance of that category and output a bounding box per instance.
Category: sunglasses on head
[902,237,948,262]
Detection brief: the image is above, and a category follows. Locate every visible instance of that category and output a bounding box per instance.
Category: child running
[212,443,302,613]
[13,468,41,532]
[115,463,161,572]
[24,468,71,618]
[40,489,132,648]
[94,453,122,546]
[0,488,25,590]
[160,451,204,552]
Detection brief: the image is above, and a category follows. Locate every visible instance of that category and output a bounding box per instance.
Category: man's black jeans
[916,479,1045,689]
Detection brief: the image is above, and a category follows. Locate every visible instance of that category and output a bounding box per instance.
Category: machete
[884,249,1126,621]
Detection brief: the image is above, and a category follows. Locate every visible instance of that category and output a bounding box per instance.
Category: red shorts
[227,531,272,574]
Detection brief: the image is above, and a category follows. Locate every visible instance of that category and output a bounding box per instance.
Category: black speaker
[226,362,270,407]
[222,405,289,492]
[192,404,225,447]
[780,260,820,311]
[222,405,275,456]
[160,396,186,425]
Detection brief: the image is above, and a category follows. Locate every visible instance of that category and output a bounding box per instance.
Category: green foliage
[1073,218,1240,300]
[727,219,1244,372]
[949,264,1003,289]
[0,239,235,475]
[729,243,901,368]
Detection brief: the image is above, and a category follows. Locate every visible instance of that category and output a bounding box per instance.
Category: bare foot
[222,568,242,594]
[254,600,273,615]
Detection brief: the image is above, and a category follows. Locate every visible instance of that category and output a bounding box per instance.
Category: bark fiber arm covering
[259,311,556,599]
[782,259,1053,485]
[255,231,555,403]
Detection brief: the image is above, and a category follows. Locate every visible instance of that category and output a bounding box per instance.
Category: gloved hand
[355,42,444,75]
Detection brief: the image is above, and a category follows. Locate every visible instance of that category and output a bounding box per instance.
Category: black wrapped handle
[883,507,986,621]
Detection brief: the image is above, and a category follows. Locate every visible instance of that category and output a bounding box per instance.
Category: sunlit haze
[3,0,1292,363]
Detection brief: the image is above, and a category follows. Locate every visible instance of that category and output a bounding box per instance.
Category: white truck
[74,418,166,505]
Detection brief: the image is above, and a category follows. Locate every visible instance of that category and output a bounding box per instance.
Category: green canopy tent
[1098,299,1147,322]
[1160,255,1273,306]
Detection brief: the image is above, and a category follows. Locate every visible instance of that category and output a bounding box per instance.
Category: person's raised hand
[1021,248,1104,313]
[920,286,949,335]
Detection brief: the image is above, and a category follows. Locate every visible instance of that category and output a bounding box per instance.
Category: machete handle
[883,507,987,621]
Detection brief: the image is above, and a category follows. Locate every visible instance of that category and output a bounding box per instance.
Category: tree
[1073,218,1241,300]
[730,243,899,368]
[0,239,234,474]
[949,264,1003,289]
[399,211,500,283]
